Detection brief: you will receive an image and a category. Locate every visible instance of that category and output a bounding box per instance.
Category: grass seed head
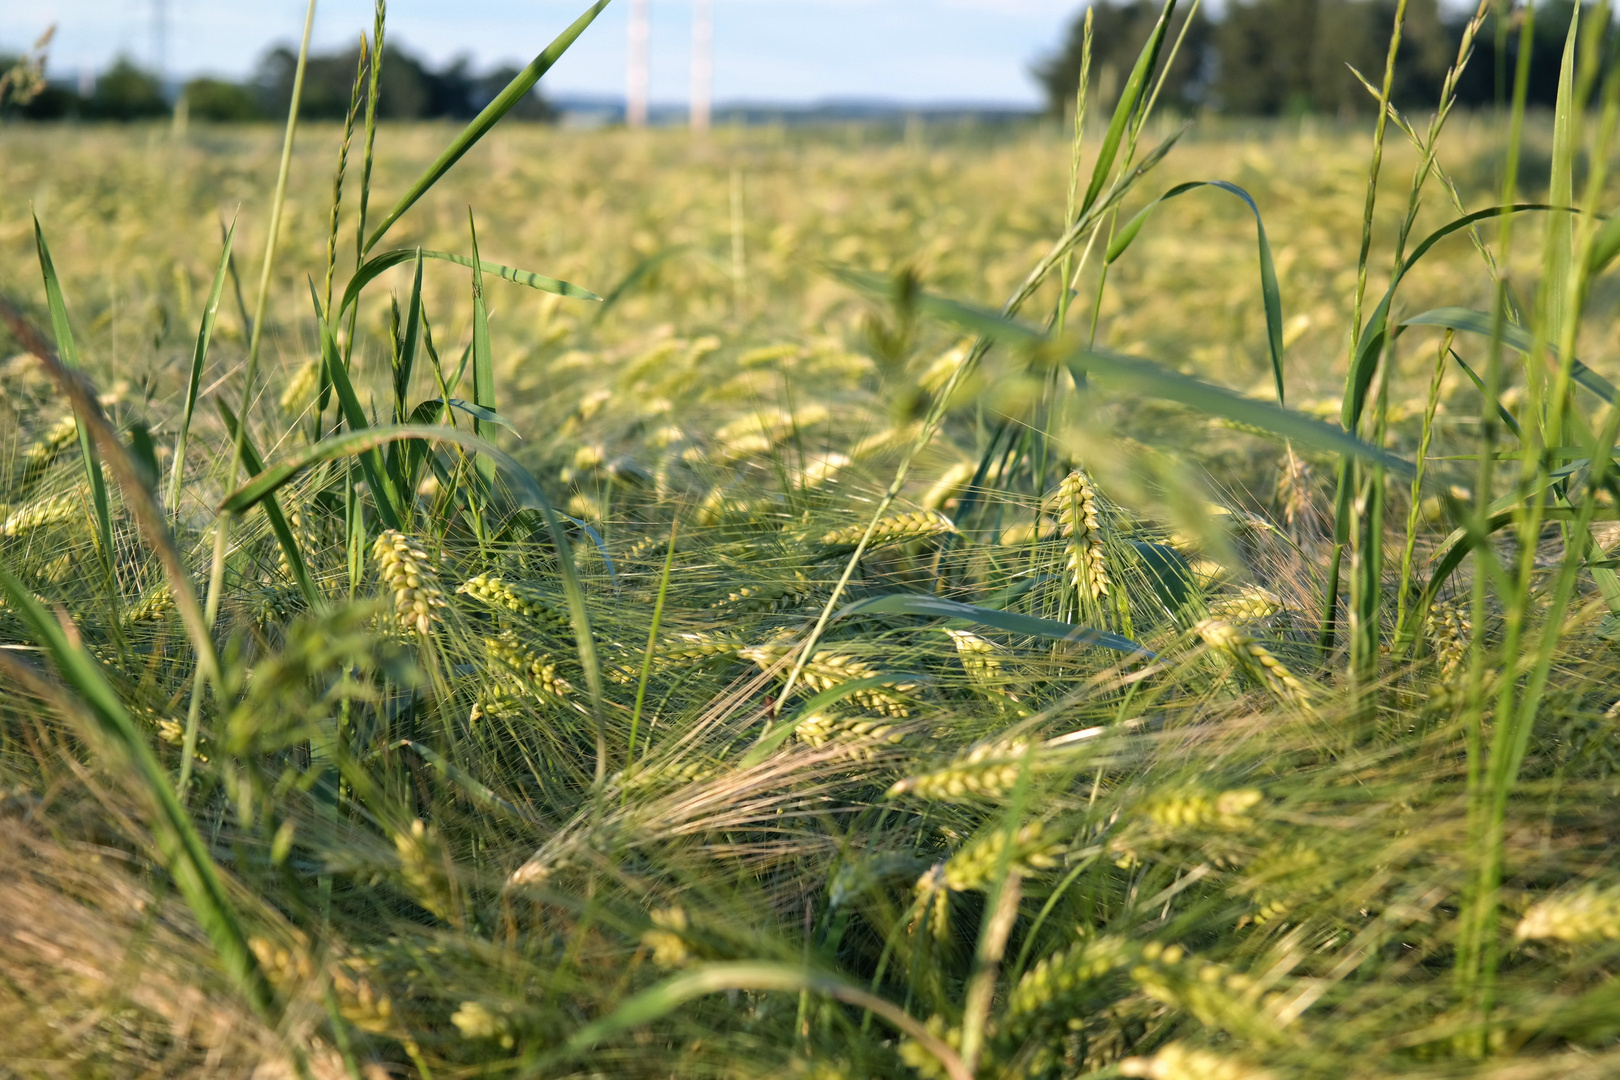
[1008,936,1136,1021]
[279,358,320,414]
[643,906,691,967]
[451,1001,515,1048]
[22,415,78,477]
[485,631,571,700]
[740,640,914,715]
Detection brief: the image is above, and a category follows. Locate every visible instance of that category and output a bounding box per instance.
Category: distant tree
[256,44,555,122]
[184,77,260,122]
[83,57,168,121]
[1214,0,1451,116]
[1448,1,1612,111]
[1033,1,1214,116]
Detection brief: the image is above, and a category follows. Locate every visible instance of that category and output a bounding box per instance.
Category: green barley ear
[1516,886,1620,943]
[739,641,914,716]
[943,821,1063,892]
[21,414,78,483]
[485,631,572,701]
[793,711,906,761]
[655,630,745,663]
[1427,598,1470,680]
[1207,585,1285,627]
[1057,469,1110,603]
[456,573,570,628]
[1007,937,1136,1027]
[910,865,952,942]
[2,488,84,537]
[1195,618,1313,710]
[1120,1041,1276,1080]
[820,509,955,550]
[373,529,446,636]
[393,818,457,923]
[888,738,1033,801]
[944,628,1000,682]
[279,358,320,415]
[1274,449,1315,533]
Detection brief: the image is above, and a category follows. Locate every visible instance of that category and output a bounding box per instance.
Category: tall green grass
[6,0,1620,1077]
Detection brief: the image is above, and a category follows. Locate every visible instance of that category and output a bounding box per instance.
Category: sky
[10,0,1099,107]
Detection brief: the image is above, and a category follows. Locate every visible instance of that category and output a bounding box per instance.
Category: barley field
[6,3,1620,1079]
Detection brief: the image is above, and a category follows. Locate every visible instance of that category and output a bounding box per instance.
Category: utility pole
[690,0,712,134]
[627,0,650,128]
[151,0,169,88]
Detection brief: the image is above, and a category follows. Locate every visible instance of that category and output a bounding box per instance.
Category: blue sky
[13,0,1097,106]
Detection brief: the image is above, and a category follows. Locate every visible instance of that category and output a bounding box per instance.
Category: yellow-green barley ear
[740,641,915,716]
[1517,885,1620,943]
[1195,618,1314,710]
[888,738,1033,801]
[456,574,571,629]
[1057,470,1111,623]
[1427,598,1470,680]
[820,510,955,551]
[943,821,1063,892]
[373,529,446,636]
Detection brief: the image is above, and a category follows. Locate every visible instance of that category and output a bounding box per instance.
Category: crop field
[6,3,1620,1079]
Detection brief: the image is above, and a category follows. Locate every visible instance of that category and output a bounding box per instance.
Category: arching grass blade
[362,0,613,254]
[1106,180,1287,403]
[170,217,235,517]
[338,248,600,322]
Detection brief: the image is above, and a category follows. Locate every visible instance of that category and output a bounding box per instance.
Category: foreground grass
[6,3,1620,1078]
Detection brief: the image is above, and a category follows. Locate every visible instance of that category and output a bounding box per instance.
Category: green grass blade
[862,274,1410,476]
[169,218,235,517]
[1542,6,1581,350]
[310,283,404,530]
[626,522,678,784]
[361,0,612,254]
[214,399,321,609]
[395,249,423,424]
[468,212,497,488]
[1066,346,1413,474]
[0,566,275,1020]
[1079,0,1176,217]
[1587,212,1620,277]
[419,398,520,435]
[834,593,1151,655]
[593,245,691,324]
[1404,306,1618,403]
[1106,180,1287,402]
[1450,347,1524,440]
[338,248,600,322]
[34,218,115,579]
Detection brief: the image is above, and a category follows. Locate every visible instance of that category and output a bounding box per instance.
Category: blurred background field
[2,115,1594,510]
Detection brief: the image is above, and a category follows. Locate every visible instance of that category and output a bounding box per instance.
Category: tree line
[1034,0,1607,117]
[0,42,554,123]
